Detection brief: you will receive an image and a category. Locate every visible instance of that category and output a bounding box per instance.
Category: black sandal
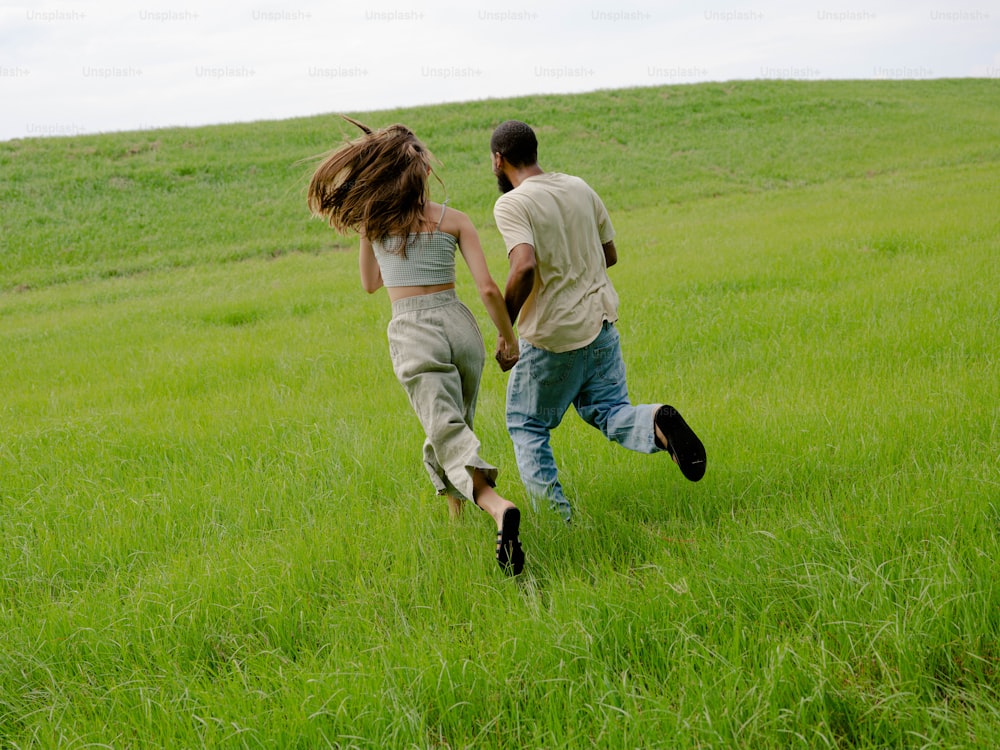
[496,507,525,576]
[655,405,706,482]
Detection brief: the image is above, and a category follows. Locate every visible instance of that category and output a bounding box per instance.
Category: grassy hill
[2,78,997,289]
[1,80,998,748]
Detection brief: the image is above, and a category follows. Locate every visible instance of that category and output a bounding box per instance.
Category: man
[490,119,705,521]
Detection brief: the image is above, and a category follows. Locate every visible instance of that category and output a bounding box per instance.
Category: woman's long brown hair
[307,117,434,255]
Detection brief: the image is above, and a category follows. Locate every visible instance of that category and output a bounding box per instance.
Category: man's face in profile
[493,155,514,194]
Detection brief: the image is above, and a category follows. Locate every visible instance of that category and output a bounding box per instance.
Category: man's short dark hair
[491,120,538,167]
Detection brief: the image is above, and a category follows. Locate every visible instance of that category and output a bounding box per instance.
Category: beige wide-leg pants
[388,290,498,501]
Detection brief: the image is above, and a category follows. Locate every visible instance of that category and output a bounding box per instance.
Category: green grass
[1,79,999,748]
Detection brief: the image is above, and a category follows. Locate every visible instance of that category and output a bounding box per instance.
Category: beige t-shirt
[493,172,618,352]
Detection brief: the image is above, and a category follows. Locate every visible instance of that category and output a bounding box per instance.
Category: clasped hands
[494,336,519,372]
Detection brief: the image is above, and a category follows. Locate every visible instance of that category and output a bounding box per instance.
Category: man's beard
[495,168,515,194]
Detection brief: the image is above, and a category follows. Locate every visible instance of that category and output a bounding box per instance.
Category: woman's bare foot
[446,494,464,520]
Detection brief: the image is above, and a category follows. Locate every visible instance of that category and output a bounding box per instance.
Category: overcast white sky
[2,0,998,141]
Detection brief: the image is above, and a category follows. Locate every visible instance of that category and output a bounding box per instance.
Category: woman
[308,118,525,575]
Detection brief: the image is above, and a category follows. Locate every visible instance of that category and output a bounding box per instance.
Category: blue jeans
[505,321,661,520]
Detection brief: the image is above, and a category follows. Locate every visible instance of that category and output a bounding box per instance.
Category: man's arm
[504,243,536,325]
[602,240,617,268]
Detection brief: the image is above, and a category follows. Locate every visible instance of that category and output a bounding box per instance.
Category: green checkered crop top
[371,204,457,287]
